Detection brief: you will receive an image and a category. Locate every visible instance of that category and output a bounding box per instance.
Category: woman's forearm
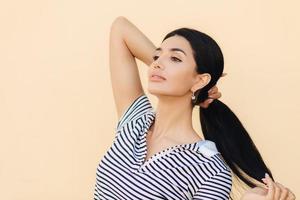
[110,16,156,66]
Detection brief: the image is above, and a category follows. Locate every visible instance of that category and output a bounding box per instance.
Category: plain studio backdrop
[0,0,299,199]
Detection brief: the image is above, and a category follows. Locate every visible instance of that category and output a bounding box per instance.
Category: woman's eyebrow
[155,47,186,56]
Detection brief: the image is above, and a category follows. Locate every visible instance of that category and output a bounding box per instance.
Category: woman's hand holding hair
[241,173,296,200]
[199,73,227,108]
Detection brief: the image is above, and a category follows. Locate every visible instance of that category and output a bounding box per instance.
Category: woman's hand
[199,85,221,108]
[241,174,296,200]
[199,73,226,108]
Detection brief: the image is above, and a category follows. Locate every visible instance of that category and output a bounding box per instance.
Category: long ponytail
[200,99,273,187]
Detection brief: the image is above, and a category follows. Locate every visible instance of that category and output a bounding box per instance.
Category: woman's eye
[171,57,181,62]
[152,55,181,62]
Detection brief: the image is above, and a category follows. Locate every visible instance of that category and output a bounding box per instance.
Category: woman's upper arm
[109,17,145,120]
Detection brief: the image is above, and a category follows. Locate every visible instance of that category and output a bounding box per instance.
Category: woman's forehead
[160,36,192,55]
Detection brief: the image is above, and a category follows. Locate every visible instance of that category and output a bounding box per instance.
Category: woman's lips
[150,75,166,82]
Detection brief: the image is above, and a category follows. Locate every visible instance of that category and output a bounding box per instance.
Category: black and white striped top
[94,94,232,200]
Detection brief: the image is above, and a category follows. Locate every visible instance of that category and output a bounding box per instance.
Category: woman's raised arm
[109,16,156,120]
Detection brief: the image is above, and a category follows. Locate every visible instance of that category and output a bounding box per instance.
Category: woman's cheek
[169,71,191,93]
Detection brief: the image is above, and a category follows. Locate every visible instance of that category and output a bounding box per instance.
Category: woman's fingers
[286,187,296,200]
[262,173,296,200]
[208,85,221,99]
[273,182,281,200]
[276,182,289,200]
[262,173,275,200]
[209,91,222,99]
[276,182,296,200]
[208,85,218,94]
[199,99,213,108]
[199,85,222,108]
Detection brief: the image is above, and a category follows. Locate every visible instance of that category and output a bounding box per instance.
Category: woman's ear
[192,73,211,91]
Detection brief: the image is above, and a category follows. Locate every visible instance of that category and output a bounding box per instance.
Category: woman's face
[148,35,208,98]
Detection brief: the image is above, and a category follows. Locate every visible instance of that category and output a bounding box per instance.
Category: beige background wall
[0,0,299,199]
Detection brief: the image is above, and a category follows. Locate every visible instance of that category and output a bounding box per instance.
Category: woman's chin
[147,88,168,96]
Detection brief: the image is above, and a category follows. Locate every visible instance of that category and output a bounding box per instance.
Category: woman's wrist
[111,16,156,66]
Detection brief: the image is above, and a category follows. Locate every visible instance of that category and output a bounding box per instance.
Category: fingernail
[265,173,270,178]
[262,178,268,184]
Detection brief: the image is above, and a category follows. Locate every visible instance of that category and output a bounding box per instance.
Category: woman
[93,16,296,200]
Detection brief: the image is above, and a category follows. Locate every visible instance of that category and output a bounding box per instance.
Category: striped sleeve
[115,93,153,131]
[192,169,232,200]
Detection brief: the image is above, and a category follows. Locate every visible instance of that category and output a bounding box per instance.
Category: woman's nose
[152,59,163,69]
[154,64,160,68]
